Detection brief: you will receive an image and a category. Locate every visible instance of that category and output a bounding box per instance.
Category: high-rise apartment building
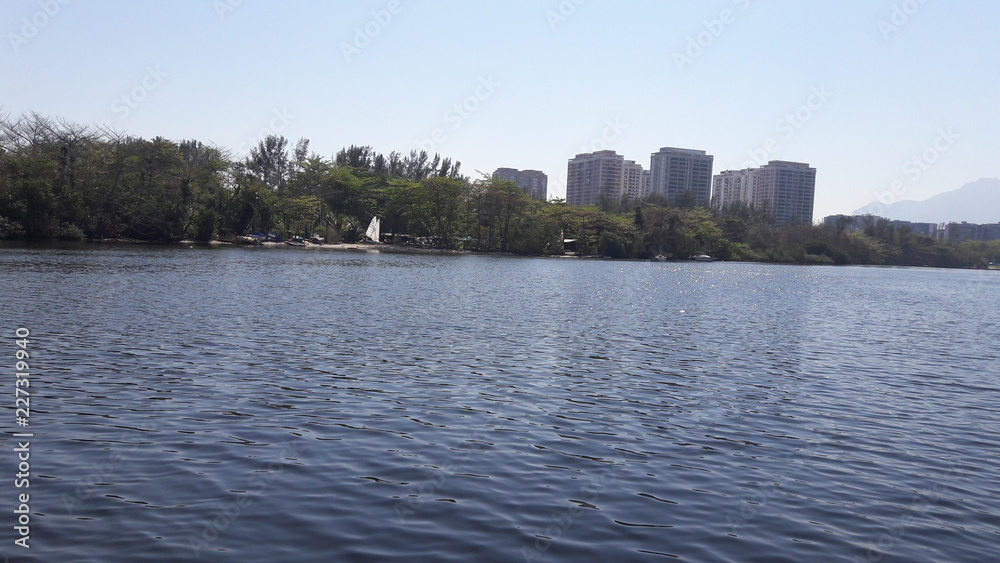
[566,151,647,206]
[711,169,756,209]
[566,150,625,207]
[623,160,646,200]
[712,161,816,225]
[754,161,816,225]
[493,168,548,201]
[648,147,714,206]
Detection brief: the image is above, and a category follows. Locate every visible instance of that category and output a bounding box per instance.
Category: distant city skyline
[4,1,999,220]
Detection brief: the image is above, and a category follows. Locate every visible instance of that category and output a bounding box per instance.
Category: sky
[3,0,999,220]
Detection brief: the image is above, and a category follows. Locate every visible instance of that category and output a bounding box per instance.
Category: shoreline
[193,240,470,255]
[2,238,996,270]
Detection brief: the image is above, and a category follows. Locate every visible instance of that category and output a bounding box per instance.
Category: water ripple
[0,247,997,560]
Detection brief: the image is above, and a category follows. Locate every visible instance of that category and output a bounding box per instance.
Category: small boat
[234,235,263,245]
[285,236,306,247]
[689,254,716,262]
[250,231,282,242]
[364,216,381,243]
[988,261,1000,271]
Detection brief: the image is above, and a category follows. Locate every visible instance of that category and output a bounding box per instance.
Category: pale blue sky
[3,0,998,220]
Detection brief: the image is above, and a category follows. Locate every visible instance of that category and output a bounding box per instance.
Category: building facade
[493,167,548,201]
[648,147,714,206]
[711,169,757,209]
[566,150,626,207]
[821,215,936,236]
[936,222,1000,243]
[892,220,937,237]
[623,160,646,200]
[713,161,816,225]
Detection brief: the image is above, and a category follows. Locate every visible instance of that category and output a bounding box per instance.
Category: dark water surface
[1,244,998,562]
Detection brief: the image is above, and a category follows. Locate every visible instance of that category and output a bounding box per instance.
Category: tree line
[1,112,996,268]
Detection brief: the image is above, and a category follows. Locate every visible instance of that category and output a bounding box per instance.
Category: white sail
[365,216,380,243]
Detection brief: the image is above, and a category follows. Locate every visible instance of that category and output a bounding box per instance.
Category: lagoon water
[1,244,998,561]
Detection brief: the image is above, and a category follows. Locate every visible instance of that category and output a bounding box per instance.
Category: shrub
[53,223,85,240]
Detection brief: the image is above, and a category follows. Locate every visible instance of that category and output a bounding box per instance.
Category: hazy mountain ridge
[854,178,1000,224]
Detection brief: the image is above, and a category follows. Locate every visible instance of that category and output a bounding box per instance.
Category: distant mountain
[853,178,1000,224]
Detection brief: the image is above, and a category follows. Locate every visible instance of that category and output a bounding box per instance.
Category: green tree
[246,135,289,195]
[420,177,466,246]
[598,231,628,258]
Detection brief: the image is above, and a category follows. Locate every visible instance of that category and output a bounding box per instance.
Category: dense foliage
[1,113,996,269]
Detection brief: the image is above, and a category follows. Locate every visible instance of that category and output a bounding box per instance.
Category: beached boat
[250,231,282,242]
[989,261,1000,271]
[285,236,306,247]
[365,216,381,243]
[234,235,263,245]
